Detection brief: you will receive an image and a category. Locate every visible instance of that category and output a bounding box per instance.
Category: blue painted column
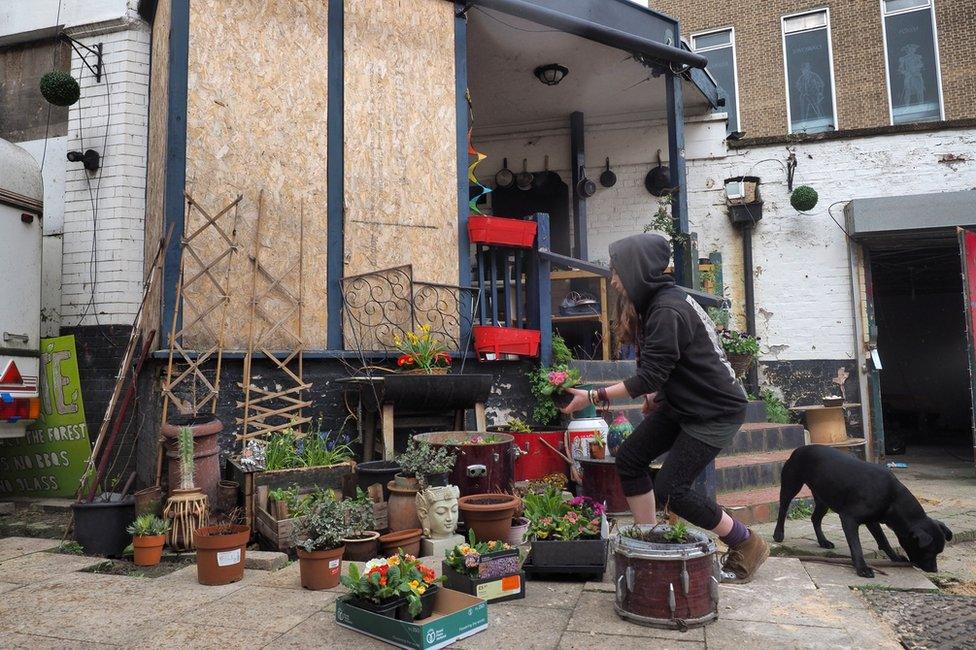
[456,9,472,348]
[666,70,694,288]
[326,0,344,349]
[535,213,552,366]
[161,0,190,339]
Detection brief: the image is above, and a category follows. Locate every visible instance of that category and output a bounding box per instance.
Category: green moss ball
[790,185,818,212]
[40,70,81,107]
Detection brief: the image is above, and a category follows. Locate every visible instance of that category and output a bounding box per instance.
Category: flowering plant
[394,325,452,373]
[529,364,582,424]
[444,530,515,578]
[340,551,444,616]
[522,486,603,541]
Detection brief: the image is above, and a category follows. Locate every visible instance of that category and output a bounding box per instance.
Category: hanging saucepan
[645,149,672,197]
[516,158,534,191]
[576,165,597,198]
[533,155,556,190]
[495,157,515,189]
[600,157,617,188]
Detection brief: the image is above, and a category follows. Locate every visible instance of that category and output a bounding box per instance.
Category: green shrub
[40,70,80,106]
[790,185,819,212]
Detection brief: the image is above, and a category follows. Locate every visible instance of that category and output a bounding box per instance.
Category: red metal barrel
[413,432,515,497]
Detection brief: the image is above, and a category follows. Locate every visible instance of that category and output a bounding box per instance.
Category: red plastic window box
[473,325,541,360]
[468,216,537,249]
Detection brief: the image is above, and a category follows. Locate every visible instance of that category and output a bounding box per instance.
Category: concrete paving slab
[815,586,902,649]
[583,581,614,593]
[0,582,21,594]
[718,583,842,628]
[188,585,336,633]
[0,536,60,561]
[750,556,816,589]
[703,619,854,649]
[453,604,572,650]
[244,550,288,571]
[800,559,937,590]
[558,631,704,649]
[0,631,109,648]
[128,620,281,649]
[516,581,584,609]
[248,561,350,593]
[272,609,390,649]
[565,592,706,642]
[0,550,102,584]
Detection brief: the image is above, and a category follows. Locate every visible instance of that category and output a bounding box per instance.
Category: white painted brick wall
[60,14,149,326]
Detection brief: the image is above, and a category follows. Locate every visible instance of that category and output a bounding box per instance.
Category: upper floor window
[882,0,943,124]
[692,28,739,133]
[782,9,837,134]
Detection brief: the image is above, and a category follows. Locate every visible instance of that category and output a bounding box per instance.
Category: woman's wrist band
[597,387,609,406]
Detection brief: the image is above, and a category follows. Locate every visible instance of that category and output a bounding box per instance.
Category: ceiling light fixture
[534,63,568,86]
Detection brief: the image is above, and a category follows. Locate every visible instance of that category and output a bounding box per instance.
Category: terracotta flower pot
[194,524,249,586]
[162,415,222,503]
[387,481,422,532]
[458,493,520,543]
[132,534,166,567]
[590,443,606,460]
[378,528,423,557]
[394,473,420,490]
[342,531,380,562]
[297,546,345,590]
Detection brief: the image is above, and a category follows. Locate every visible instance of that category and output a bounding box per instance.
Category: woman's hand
[561,387,590,414]
[642,392,663,415]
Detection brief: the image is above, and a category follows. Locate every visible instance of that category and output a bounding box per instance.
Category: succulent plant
[177,426,195,490]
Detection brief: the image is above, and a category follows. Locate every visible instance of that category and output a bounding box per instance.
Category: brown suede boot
[721,529,769,584]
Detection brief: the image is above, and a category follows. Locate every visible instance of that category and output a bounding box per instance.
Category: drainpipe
[741,220,759,394]
[726,176,763,395]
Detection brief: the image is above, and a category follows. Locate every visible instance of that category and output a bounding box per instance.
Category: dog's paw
[772,530,784,543]
[818,540,835,549]
[856,566,875,578]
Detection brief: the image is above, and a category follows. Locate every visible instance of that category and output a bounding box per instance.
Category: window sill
[729,117,976,149]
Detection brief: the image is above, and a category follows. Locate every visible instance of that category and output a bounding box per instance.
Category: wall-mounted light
[67,149,100,172]
[534,64,568,86]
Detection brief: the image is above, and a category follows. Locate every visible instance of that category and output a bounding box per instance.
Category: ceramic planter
[132,534,166,567]
[386,481,421,532]
[341,531,380,562]
[297,546,345,590]
[458,493,520,543]
[161,414,222,503]
[71,494,135,557]
[378,528,422,557]
[194,524,249,586]
[394,473,420,490]
[507,517,530,546]
[215,480,239,515]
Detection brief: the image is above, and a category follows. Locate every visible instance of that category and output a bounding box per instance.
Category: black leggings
[615,408,724,530]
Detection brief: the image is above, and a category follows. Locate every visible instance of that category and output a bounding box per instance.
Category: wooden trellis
[159,192,242,444]
[236,192,311,441]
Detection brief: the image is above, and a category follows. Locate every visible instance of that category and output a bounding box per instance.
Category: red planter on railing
[473,325,541,360]
[468,216,537,249]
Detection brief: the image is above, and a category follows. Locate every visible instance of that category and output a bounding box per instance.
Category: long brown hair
[613,268,640,347]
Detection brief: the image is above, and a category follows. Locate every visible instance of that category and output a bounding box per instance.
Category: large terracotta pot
[342,531,380,561]
[458,493,520,543]
[378,528,423,557]
[194,524,249,586]
[387,481,421,532]
[132,534,165,567]
[162,415,222,503]
[297,546,345,590]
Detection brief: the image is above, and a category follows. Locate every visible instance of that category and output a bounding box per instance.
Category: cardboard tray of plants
[335,588,488,650]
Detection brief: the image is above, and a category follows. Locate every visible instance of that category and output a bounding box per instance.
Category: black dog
[773,445,952,577]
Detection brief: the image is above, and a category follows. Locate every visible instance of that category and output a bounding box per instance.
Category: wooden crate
[254,493,389,551]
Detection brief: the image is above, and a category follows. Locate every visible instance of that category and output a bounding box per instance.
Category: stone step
[722,422,806,456]
[571,359,636,382]
[744,400,768,423]
[714,449,793,492]
[718,485,812,525]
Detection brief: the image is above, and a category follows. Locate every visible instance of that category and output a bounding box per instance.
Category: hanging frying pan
[516,158,534,191]
[533,155,555,190]
[645,149,672,197]
[600,157,617,188]
[495,157,515,189]
[576,165,597,198]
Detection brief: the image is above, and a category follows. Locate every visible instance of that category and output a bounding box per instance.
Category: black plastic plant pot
[356,460,401,500]
[71,493,136,557]
[552,391,574,409]
[396,584,439,621]
[348,596,404,619]
[424,471,450,487]
[531,538,608,568]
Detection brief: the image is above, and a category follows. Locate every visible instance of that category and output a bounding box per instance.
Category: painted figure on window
[898,43,925,106]
[795,62,825,124]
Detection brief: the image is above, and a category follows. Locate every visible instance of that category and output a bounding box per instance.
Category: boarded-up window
[0,39,69,143]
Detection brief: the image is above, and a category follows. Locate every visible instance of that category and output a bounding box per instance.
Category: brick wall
[653,0,976,139]
[61,13,149,327]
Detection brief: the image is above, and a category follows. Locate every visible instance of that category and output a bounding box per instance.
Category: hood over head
[609,233,675,314]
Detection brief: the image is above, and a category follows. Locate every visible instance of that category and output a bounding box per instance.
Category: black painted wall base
[761,359,863,437]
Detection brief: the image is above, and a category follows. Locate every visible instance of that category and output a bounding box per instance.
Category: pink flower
[565,511,579,523]
[548,371,568,386]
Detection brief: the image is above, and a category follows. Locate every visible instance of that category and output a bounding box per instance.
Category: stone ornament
[415,485,460,539]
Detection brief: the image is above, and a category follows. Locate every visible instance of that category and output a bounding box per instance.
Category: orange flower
[397,354,415,367]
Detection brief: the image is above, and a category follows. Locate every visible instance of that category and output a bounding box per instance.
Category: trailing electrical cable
[40,0,64,175]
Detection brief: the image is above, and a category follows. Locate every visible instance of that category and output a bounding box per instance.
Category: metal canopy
[460,0,707,69]
[845,190,976,244]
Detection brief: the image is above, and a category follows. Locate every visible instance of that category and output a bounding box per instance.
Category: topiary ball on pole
[790,185,819,212]
[40,70,81,107]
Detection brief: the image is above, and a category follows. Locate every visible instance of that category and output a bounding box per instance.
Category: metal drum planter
[413,432,515,496]
[612,524,720,630]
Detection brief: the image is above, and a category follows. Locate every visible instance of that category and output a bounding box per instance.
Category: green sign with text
[0,335,91,497]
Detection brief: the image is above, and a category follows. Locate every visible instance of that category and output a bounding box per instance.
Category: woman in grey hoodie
[562,233,768,583]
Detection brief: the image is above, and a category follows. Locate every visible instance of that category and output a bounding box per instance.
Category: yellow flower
[421,324,430,333]
[487,541,496,549]
[388,556,400,565]
[417,585,426,595]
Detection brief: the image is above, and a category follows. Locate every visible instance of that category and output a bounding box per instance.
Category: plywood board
[184,0,329,350]
[343,0,458,286]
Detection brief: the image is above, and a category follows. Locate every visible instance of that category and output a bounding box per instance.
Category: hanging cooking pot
[645,149,672,197]
[600,157,617,188]
[495,157,515,189]
[577,165,597,198]
[516,158,534,191]
[533,155,554,190]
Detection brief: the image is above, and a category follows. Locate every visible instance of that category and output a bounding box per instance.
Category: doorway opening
[869,242,973,466]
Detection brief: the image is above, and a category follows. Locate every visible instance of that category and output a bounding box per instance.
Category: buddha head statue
[415,485,460,539]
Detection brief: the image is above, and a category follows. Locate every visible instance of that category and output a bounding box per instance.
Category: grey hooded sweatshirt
[609,233,747,423]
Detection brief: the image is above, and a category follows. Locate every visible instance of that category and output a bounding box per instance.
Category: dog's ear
[937,521,953,542]
[912,526,933,548]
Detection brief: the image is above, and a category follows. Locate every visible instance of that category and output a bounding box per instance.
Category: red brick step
[718,485,812,525]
